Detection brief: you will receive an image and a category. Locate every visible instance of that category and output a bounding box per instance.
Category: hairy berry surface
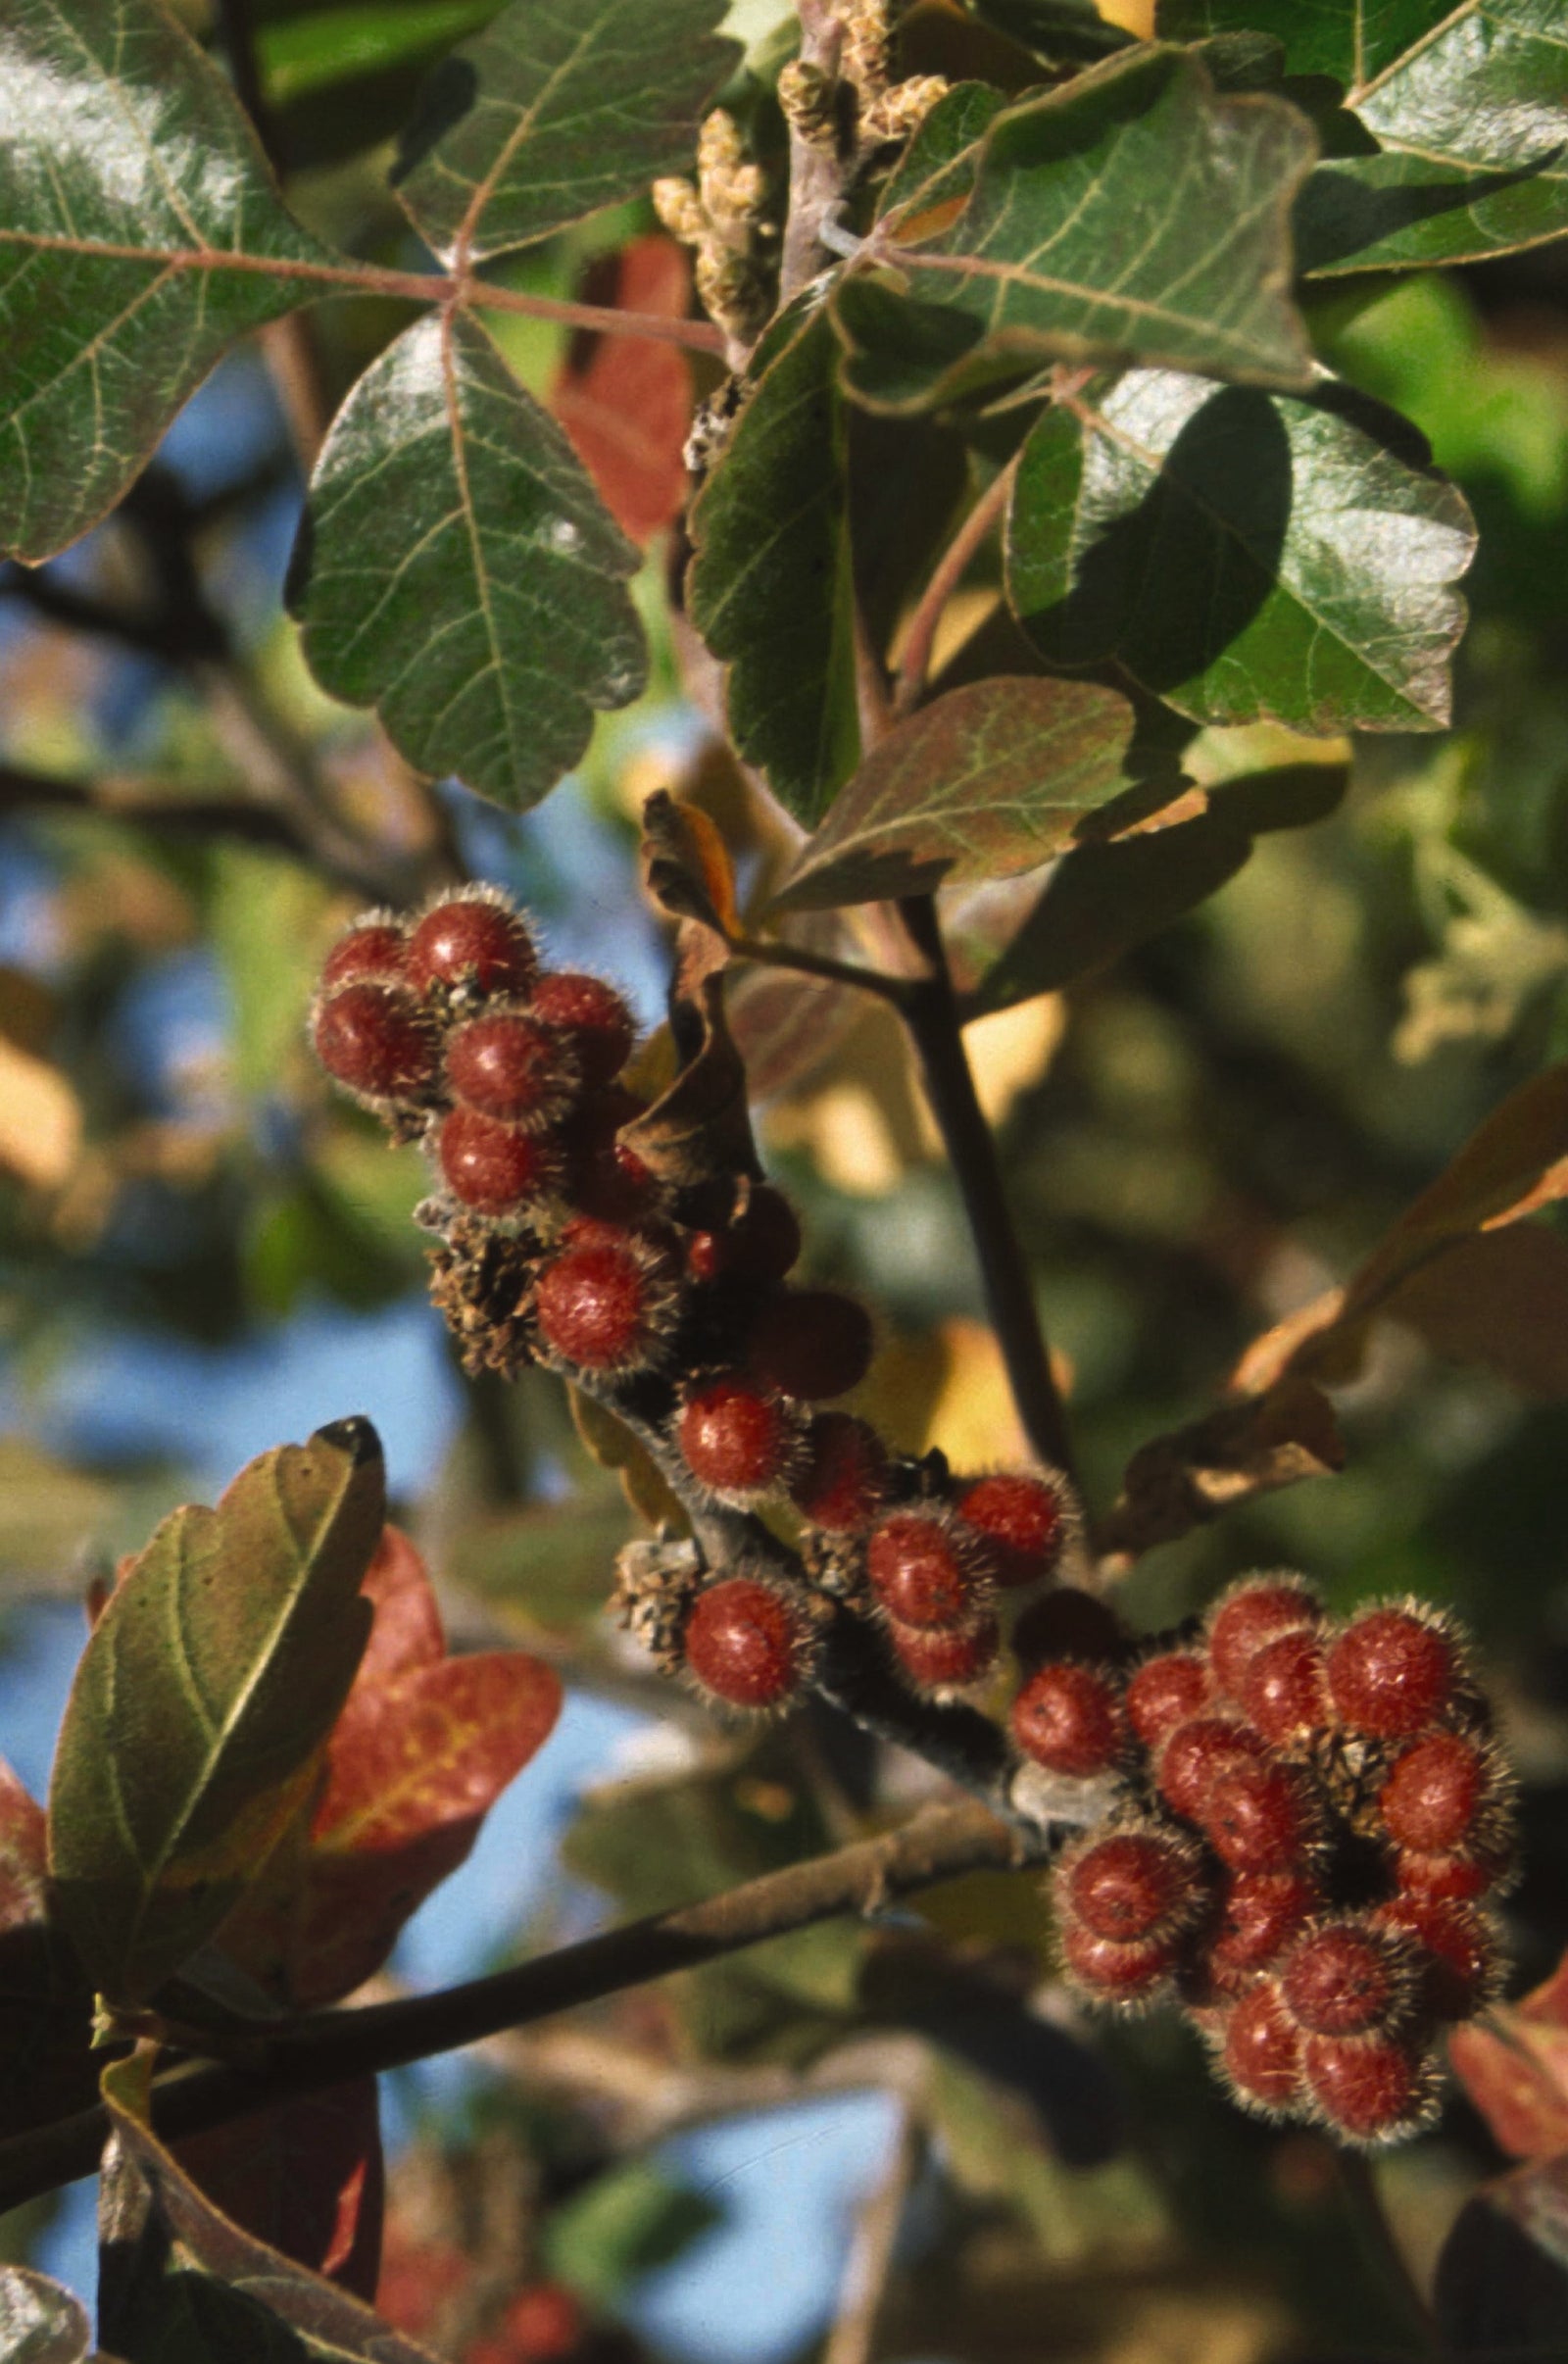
[789,1413,887,1531]
[678,1374,800,1497]
[528,970,634,1084]
[1380,1732,1485,1851]
[535,1236,674,1370]
[438,1107,561,1214]
[1125,1652,1211,1748]
[1208,1578,1319,1699]
[889,1616,999,1692]
[1061,1828,1197,1944]
[1328,1606,1457,1737]
[956,1471,1068,1587]
[408,894,537,998]
[447,1010,576,1127]
[1223,1985,1303,2114]
[313,982,437,1101]
[683,1577,808,1708]
[747,1290,873,1401]
[867,1512,982,1631]
[1011,1661,1125,1776]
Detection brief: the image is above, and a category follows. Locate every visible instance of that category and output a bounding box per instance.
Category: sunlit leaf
[291,309,646,809]
[47,1420,382,2003]
[832,46,1316,416]
[0,2266,92,2364]
[771,676,1137,913]
[1007,370,1476,732]
[392,0,740,262]
[687,308,860,826]
[0,0,336,561]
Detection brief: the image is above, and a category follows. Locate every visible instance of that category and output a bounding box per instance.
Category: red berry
[534,1233,678,1371]
[956,1471,1070,1589]
[447,1009,577,1128]
[438,1106,562,1214]
[1302,2032,1435,2145]
[480,2282,585,2362]
[1328,1605,1457,1738]
[1060,1827,1199,1944]
[683,1576,811,1709]
[1239,1628,1332,1746]
[688,1184,804,1287]
[1208,1576,1319,1699]
[1280,1919,1411,2037]
[788,1412,888,1531]
[320,916,408,988]
[746,1290,874,1402]
[1208,1870,1320,1987]
[1126,1652,1211,1748]
[1061,1921,1179,2005]
[408,893,537,998]
[678,1374,802,1499]
[312,981,438,1101]
[1203,1762,1315,1875]
[528,970,634,1085]
[1380,1732,1485,1852]
[1156,1716,1265,1821]
[1011,1661,1125,1776]
[866,1511,984,1631]
[1223,1984,1303,2114]
[1375,1896,1499,2023]
[1395,1847,1498,1903]
[1011,1588,1128,1669]
[889,1615,999,1693]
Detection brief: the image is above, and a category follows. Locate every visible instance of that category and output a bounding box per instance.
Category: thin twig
[779,1,851,305]
[0,1802,1023,2216]
[896,895,1078,1483]
[726,931,913,1007]
[891,457,1019,720]
[823,2106,924,2364]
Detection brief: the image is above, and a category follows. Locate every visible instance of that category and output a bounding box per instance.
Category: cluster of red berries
[1022,1575,1513,2146]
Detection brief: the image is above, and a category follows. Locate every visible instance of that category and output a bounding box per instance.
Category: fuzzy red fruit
[1240,1628,1332,1746]
[683,1576,808,1709]
[1223,1984,1303,2114]
[1302,2032,1433,2145]
[1061,1921,1178,2005]
[1327,1605,1457,1739]
[1380,1732,1485,1852]
[447,1010,576,1128]
[867,1511,983,1631]
[688,1184,804,1287]
[534,1235,676,1371]
[528,970,635,1085]
[1011,1661,1125,1776]
[408,894,537,998]
[1208,1870,1320,1987]
[1207,1577,1319,1699]
[1204,1761,1314,1875]
[312,982,437,1100]
[789,1413,888,1532]
[1376,1897,1498,2023]
[1395,1847,1496,1903]
[1061,1828,1197,1944]
[1011,1588,1128,1669]
[678,1374,801,1498]
[746,1290,874,1402]
[889,1615,999,1692]
[438,1106,561,1214]
[1280,1920,1409,2037]
[1126,1652,1211,1748]
[956,1471,1069,1589]
[1156,1716,1265,1821]
[320,918,408,988]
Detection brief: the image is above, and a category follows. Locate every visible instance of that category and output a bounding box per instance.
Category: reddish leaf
[174,2078,384,2300]
[0,1757,96,2137]
[550,237,693,544]
[1451,1944,1568,2161]
[359,1524,446,1688]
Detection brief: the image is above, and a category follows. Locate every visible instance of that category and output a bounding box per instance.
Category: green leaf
[1006,369,1476,732]
[831,46,1316,417]
[0,2267,92,2364]
[965,763,1348,1015]
[1162,0,1568,271]
[47,1420,381,2003]
[687,309,860,826]
[966,0,1134,66]
[391,0,740,263]
[770,675,1138,913]
[871,82,1009,230]
[0,0,337,563]
[291,308,646,808]
[261,0,498,104]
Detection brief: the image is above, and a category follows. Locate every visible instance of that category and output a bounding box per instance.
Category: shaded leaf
[174,2081,384,2301]
[870,81,1009,235]
[771,676,1137,914]
[0,1758,97,2137]
[216,1526,560,2008]
[392,0,739,263]
[544,2160,720,2306]
[99,2051,440,2363]
[965,764,1348,1014]
[0,0,335,562]
[967,0,1134,66]
[1377,1225,1568,1397]
[1163,0,1568,271]
[1007,369,1476,732]
[0,2266,92,2364]
[1435,2154,1568,2360]
[687,309,860,826]
[639,787,741,941]
[444,1495,639,1629]
[292,309,645,809]
[47,1420,382,2003]
[550,237,695,544]
[1095,1376,1345,1563]
[832,46,1316,416]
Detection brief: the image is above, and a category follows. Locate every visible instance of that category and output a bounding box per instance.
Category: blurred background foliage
[5,0,1568,2358]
